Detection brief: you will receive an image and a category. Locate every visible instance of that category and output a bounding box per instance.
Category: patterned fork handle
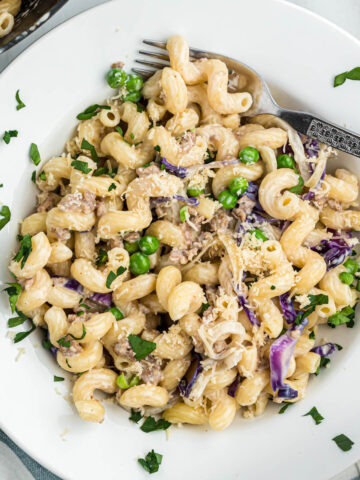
[279,109,360,157]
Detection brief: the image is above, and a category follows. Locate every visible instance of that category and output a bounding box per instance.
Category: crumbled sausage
[114,337,136,361]
[136,165,161,177]
[179,131,196,153]
[210,209,232,232]
[59,338,83,357]
[107,236,124,249]
[37,192,61,212]
[58,191,96,214]
[124,232,141,243]
[232,196,256,222]
[96,199,107,217]
[51,227,71,242]
[140,357,163,385]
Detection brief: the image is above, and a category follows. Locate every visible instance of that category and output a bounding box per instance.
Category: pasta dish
[6,35,359,432]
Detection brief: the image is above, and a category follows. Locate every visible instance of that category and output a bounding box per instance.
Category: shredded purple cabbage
[303,138,320,158]
[239,181,258,202]
[302,191,315,201]
[161,158,188,178]
[64,278,84,293]
[279,293,297,324]
[279,220,291,233]
[227,374,240,397]
[173,195,200,206]
[311,343,336,356]
[237,294,260,326]
[311,237,352,270]
[269,319,308,400]
[178,354,203,397]
[89,293,112,308]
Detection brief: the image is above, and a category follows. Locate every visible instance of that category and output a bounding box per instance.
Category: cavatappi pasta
[0,0,21,38]
[7,35,359,430]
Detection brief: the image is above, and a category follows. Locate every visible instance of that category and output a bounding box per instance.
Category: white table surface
[0,0,360,479]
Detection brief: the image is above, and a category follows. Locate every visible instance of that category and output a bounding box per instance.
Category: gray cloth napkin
[0,430,61,480]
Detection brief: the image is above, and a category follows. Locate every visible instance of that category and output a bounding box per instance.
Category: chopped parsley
[31,171,36,183]
[81,138,98,163]
[332,434,354,452]
[129,409,143,423]
[107,307,124,321]
[65,359,71,369]
[303,406,324,425]
[270,285,276,290]
[334,67,360,87]
[15,89,26,110]
[77,104,110,120]
[4,283,22,312]
[30,143,41,166]
[279,404,291,414]
[105,266,126,288]
[200,303,210,315]
[8,310,27,328]
[96,248,108,266]
[39,171,46,181]
[138,450,163,474]
[137,104,145,113]
[54,376,65,382]
[14,322,36,343]
[328,306,355,328]
[42,339,52,350]
[115,126,124,136]
[128,334,156,360]
[0,205,11,230]
[93,166,117,177]
[140,416,171,433]
[3,130,18,144]
[315,356,331,375]
[295,294,328,325]
[57,324,87,348]
[13,233,32,269]
[154,145,161,153]
[71,160,92,174]
[130,132,135,139]
[309,331,315,340]
[108,182,116,192]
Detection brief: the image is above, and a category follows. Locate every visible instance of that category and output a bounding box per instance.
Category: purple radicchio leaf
[311,238,352,270]
[161,158,188,178]
[269,319,308,400]
[311,342,336,356]
[89,293,112,308]
[279,293,297,324]
[178,353,203,397]
[63,278,84,294]
[237,294,260,326]
[173,195,200,206]
[227,374,240,397]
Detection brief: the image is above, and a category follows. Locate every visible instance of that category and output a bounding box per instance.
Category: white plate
[1,1,360,479]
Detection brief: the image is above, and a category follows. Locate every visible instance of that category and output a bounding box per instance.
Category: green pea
[344,258,359,274]
[130,252,150,275]
[123,91,142,103]
[339,272,354,285]
[277,154,295,169]
[239,146,259,165]
[139,235,159,255]
[218,189,238,209]
[106,68,127,89]
[124,240,139,254]
[289,174,304,194]
[125,74,143,92]
[179,206,189,223]
[228,176,249,196]
[249,229,268,241]
[187,186,204,197]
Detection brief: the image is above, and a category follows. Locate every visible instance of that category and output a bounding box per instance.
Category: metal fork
[135,40,360,157]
